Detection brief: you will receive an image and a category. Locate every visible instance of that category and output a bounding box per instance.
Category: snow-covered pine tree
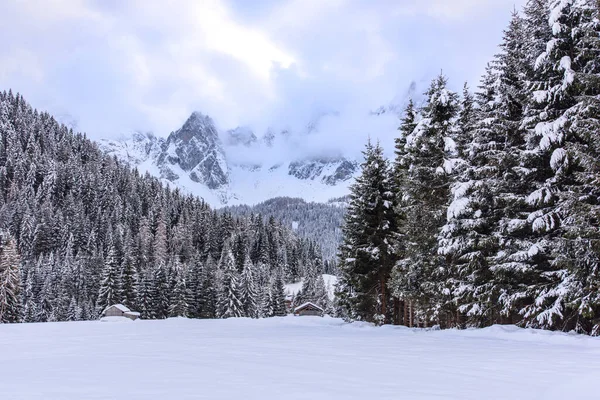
[270,272,287,317]
[152,262,170,319]
[258,285,274,318]
[387,100,418,326]
[389,74,460,327]
[457,83,476,160]
[0,233,21,323]
[217,244,243,318]
[21,269,37,323]
[438,12,532,328]
[120,246,138,310]
[233,234,247,273]
[95,241,121,316]
[517,0,600,333]
[168,259,187,317]
[312,274,331,311]
[239,253,258,318]
[336,140,397,324]
[67,296,82,321]
[136,271,153,319]
[199,256,218,319]
[184,254,203,318]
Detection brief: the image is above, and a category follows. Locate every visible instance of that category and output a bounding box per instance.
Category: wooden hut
[293,302,324,317]
[102,304,140,320]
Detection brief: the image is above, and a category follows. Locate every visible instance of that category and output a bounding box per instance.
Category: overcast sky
[0,0,526,146]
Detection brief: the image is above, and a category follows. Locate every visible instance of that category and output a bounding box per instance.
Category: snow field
[0,317,598,400]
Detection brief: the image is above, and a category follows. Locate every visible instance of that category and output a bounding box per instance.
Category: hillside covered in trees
[223,196,346,263]
[0,91,330,323]
[337,0,600,335]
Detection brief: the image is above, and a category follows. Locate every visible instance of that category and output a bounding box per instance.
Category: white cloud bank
[0,0,526,158]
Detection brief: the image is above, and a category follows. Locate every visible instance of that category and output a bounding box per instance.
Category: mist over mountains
[100,84,419,206]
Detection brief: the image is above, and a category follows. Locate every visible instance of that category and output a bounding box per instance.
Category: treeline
[0,90,328,323]
[223,196,345,263]
[337,0,600,335]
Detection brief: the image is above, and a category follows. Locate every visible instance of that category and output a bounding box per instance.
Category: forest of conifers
[337,0,600,335]
[0,90,332,324]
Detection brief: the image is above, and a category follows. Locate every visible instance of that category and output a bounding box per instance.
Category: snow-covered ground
[284,274,338,300]
[1,317,598,399]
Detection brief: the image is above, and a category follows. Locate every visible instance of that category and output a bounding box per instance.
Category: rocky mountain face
[100,112,359,206]
[288,158,357,185]
[156,112,228,190]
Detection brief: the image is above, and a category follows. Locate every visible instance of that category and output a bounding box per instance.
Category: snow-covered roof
[124,311,140,316]
[103,304,131,314]
[294,302,324,312]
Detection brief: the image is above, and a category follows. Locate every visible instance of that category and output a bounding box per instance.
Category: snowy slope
[284,274,338,300]
[1,317,598,400]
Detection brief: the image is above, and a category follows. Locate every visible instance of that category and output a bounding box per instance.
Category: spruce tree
[152,262,170,319]
[239,254,258,318]
[96,243,121,315]
[0,233,21,323]
[120,249,138,309]
[184,255,203,318]
[199,257,218,319]
[168,261,187,317]
[438,13,531,327]
[271,273,287,317]
[517,0,600,332]
[390,74,460,326]
[217,246,243,318]
[137,272,153,319]
[336,140,397,323]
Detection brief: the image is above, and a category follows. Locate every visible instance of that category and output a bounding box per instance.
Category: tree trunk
[380,273,386,323]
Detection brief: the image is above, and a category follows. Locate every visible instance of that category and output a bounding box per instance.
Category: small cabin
[294,302,324,317]
[102,304,140,320]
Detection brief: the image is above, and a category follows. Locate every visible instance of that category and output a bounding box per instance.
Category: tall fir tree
[0,233,21,323]
[336,140,397,324]
[96,241,121,316]
[390,74,460,326]
[270,273,287,317]
[217,244,244,318]
[239,254,258,318]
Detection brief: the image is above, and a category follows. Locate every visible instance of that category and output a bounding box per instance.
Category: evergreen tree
[0,233,21,323]
[152,263,170,319]
[271,273,287,317]
[516,0,600,333]
[438,13,531,328]
[96,243,121,315]
[258,286,274,318]
[217,246,243,319]
[337,140,397,323]
[338,143,395,322]
[184,255,203,318]
[239,254,258,318]
[390,74,460,326]
[199,257,218,319]
[168,264,187,317]
[120,248,138,309]
[137,272,153,319]
[67,296,82,321]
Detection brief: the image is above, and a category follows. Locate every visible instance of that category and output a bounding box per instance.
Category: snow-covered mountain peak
[156,112,228,191]
[173,112,219,144]
[100,111,363,206]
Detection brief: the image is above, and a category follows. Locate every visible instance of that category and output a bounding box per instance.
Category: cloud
[0,0,526,160]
